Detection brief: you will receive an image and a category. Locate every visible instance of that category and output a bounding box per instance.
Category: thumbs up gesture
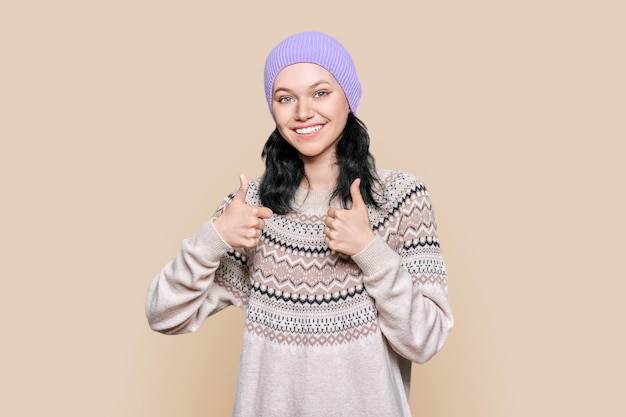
[214,174,273,248]
[324,178,375,256]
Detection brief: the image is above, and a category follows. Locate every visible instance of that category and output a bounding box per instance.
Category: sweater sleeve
[145,198,251,335]
[351,175,453,364]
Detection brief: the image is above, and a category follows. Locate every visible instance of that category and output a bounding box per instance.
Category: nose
[295,100,313,121]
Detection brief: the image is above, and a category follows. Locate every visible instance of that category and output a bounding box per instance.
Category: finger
[327,208,337,219]
[235,173,249,203]
[256,206,273,219]
[350,178,365,209]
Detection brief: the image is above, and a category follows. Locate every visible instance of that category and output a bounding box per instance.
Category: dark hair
[259,113,380,215]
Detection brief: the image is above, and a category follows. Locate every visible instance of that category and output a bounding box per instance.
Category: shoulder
[374,169,429,206]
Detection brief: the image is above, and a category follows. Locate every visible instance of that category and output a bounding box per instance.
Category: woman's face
[271,63,350,166]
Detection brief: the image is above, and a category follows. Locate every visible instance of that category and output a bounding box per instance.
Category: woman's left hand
[324,179,375,256]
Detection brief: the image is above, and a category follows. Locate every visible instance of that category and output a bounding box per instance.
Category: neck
[300,158,339,191]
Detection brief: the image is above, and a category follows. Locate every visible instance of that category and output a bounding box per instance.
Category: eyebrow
[273,80,333,95]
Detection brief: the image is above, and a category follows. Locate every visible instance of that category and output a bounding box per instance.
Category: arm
[352,178,453,363]
[146,175,272,335]
[146,203,250,335]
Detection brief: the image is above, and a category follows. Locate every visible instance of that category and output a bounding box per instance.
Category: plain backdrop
[1,1,624,416]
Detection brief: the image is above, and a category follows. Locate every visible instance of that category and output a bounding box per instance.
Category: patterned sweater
[146,169,453,417]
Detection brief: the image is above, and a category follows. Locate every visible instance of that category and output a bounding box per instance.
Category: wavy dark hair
[259,113,380,215]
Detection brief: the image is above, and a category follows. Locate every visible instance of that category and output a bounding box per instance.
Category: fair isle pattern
[246,204,381,348]
[214,249,250,308]
[214,169,447,348]
[373,170,447,287]
[245,320,380,347]
[246,282,380,347]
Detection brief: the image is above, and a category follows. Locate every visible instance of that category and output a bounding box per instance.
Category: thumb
[350,178,365,209]
[235,173,249,203]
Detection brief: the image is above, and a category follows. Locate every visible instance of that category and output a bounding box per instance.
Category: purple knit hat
[264,31,361,115]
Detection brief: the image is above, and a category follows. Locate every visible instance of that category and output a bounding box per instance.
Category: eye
[278,96,295,104]
[314,91,329,99]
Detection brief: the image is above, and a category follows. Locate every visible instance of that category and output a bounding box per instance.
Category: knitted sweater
[146,169,453,417]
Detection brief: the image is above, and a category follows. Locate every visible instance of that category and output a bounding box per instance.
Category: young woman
[146,31,453,417]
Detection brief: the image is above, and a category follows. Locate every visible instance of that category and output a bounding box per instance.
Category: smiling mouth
[295,125,323,135]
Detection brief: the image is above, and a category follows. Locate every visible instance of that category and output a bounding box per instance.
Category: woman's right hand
[213,174,273,248]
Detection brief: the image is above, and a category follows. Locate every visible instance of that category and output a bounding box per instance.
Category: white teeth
[295,125,322,134]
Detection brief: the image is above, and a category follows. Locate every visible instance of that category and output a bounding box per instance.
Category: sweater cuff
[192,218,233,262]
[351,235,397,276]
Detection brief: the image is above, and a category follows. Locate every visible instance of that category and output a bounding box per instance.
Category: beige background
[2,1,624,416]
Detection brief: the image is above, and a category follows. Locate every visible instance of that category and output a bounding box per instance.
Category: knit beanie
[264,31,361,115]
